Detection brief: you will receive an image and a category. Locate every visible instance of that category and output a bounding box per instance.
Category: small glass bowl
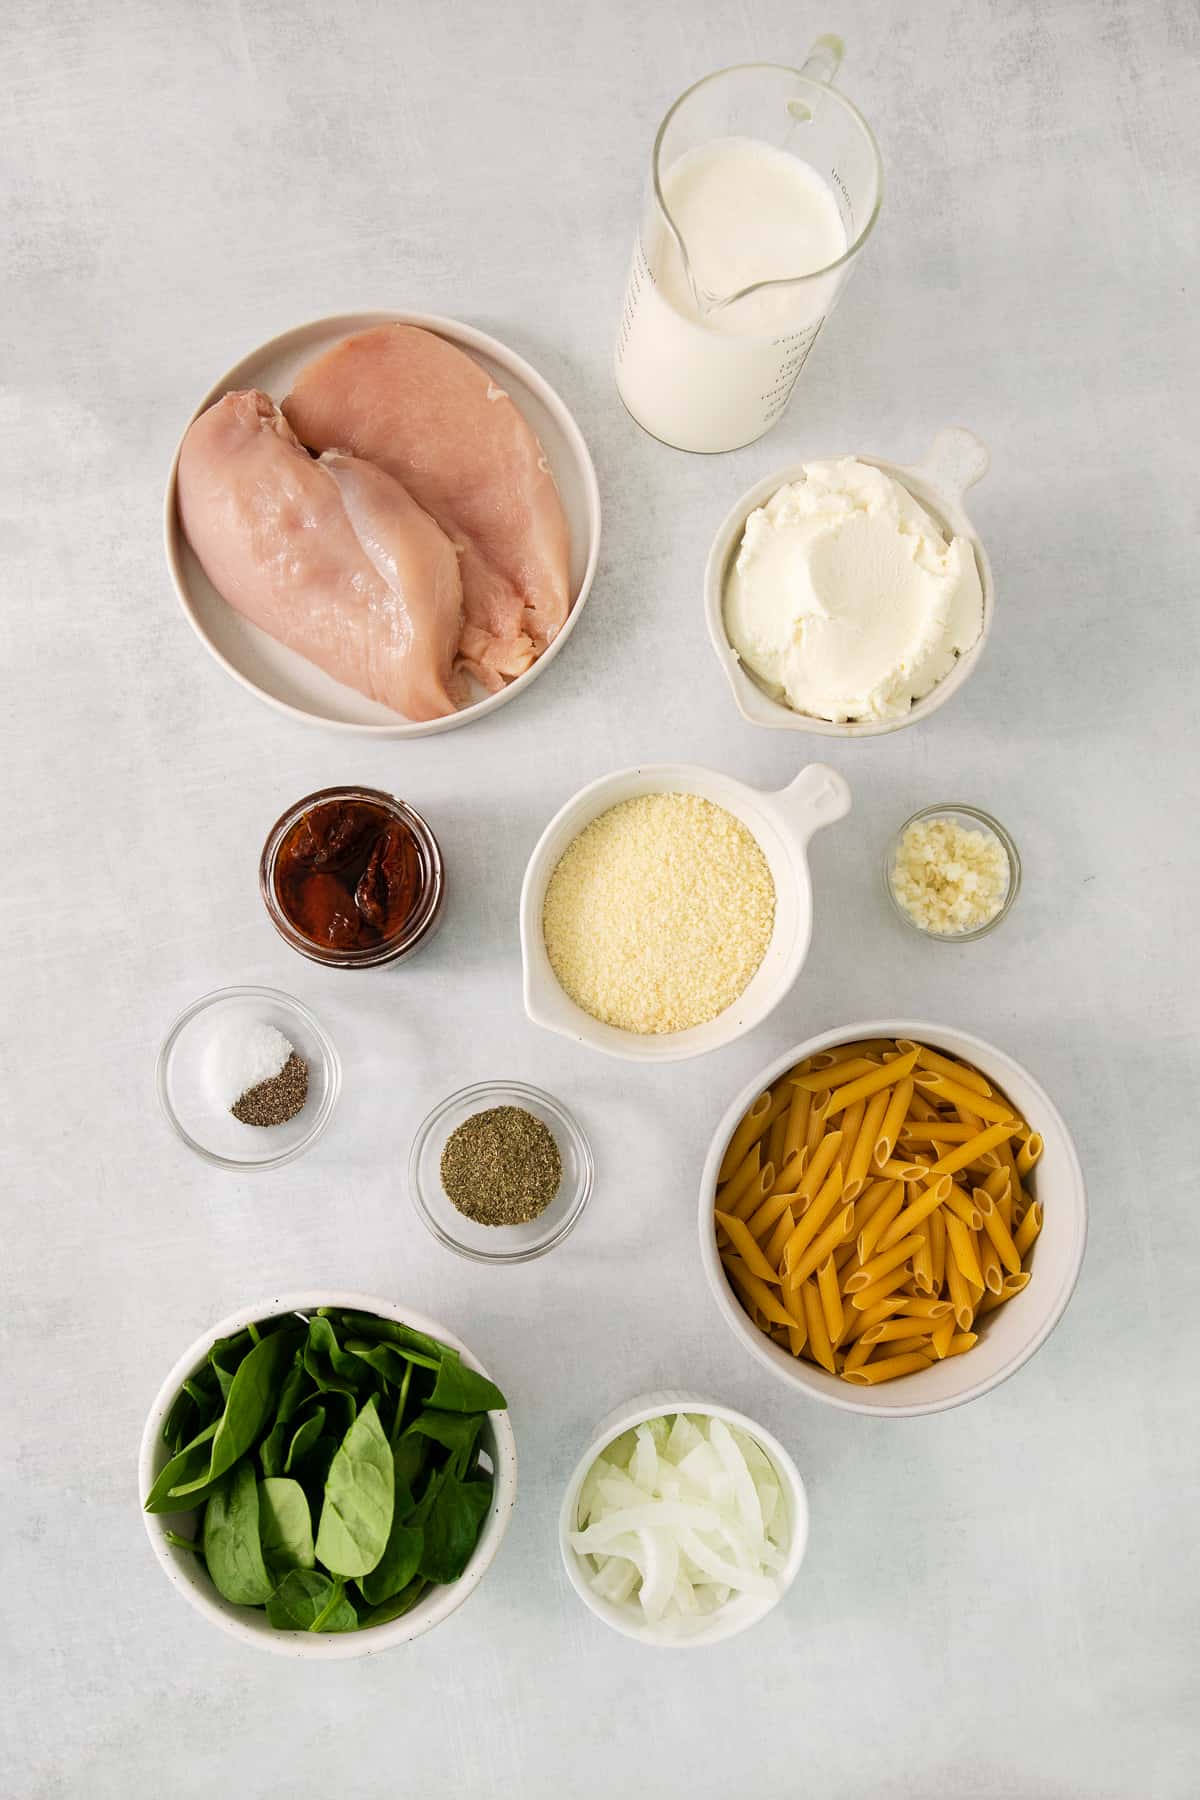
[259,785,445,969]
[156,986,341,1170]
[410,1081,594,1263]
[884,804,1021,942]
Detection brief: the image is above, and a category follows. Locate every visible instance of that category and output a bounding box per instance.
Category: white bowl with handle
[519,762,852,1063]
[139,1290,517,1657]
[698,1022,1087,1417]
[704,428,994,737]
[558,1391,809,1648]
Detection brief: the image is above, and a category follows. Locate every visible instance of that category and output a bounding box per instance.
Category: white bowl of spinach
[140,1291,517,1655]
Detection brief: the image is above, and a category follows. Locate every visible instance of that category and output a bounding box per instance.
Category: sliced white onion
[570,1413,788,1627]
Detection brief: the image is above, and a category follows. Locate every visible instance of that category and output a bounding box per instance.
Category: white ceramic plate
[164,312,602,736]
[698,1022,1087,1416]
[704,428,994,738]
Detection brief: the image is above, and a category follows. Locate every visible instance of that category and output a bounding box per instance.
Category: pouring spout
[800,34,844,85]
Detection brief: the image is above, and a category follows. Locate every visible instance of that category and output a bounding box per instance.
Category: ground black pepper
[231,1051,310,1127]
[440,1106,562,1226]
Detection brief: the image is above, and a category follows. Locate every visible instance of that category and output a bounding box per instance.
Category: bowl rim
[703,450,994,737]
[697,1021,1087,1418]
[155,984,341,1171]
[163,309,602,738]
[408,1078,595,1263]
[139,1289,518,1657]
[558,1392,809,1648]
[518,761,849,1065]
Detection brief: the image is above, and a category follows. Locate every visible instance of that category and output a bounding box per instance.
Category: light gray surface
[2,1,1197,1795]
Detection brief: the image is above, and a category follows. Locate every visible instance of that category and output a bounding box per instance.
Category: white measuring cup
[615,43,884,454]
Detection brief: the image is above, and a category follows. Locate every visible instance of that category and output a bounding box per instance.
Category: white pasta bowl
[698,1023,1087,1417]
[704,428,994,738]
[519,762,852,1063]
[164,311,601,737]
[558,1391,809,1648]
[139,1290,517,1658]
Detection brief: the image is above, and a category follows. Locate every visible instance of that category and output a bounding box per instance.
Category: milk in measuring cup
[616,137,847,453]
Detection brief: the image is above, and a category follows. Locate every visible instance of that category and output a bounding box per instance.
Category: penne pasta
[728,1163,775,1221]
[786,1203,856,1292]
[718,1094,771,1183]
[929,1204,947,1292]
[978,1192,1022,1276]
[843,1351,932,1386]
[927,1123,1016,1180]
[825,1049,919,1116]
[799,1278,836,1374]
[844,1090,891,1199]
[845,1232,924,1294]
[817,1255,845,1344]
[765,1206,796,1271]
[874,1077,915,1168]
[782,1164,845,1270]
[790,1058,880,1092]
[900,1041,993,1096]
[718,1142,762,1209]
[858,1181,906,1262]
[722,1256,795,1330]
[783,1086,813,1164]
[716,1038,1044,1390]
[1013,1204,1043,1259]
[945,1213,985,1291]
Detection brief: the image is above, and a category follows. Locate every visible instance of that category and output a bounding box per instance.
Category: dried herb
[440,1106,562,1226]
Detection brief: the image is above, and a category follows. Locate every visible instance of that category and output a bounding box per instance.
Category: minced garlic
[542,792,776,1034]
[890,814,1010,935]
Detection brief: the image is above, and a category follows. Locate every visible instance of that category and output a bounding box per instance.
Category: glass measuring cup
[615,44,883,454]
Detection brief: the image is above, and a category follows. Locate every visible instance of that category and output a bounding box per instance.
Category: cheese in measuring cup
[723,458,984,724]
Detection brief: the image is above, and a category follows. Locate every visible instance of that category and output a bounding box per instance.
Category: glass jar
[259,785,445,968]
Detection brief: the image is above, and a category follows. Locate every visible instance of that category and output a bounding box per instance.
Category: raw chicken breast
[177,390,464,722]
[282,325,571,692]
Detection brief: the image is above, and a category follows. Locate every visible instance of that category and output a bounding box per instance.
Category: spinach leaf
[266,1569,357,1633]
[164,1529,201,1554]
[284,1407,326,1473]
[358,1577,428,1628]
[272,1356,311,1427]
[426,1356,506,1415]
[325,1310,446,1363]
[346,1339,439,1386]
[209,1329,255,1398]
[303,1316,372,1397]
[314,1398,394,1578]
[405,1409,483,1469]
[207,1327,303,1485]
[202,1462,274,1605]
[259,1419,289,1478]
[258,1477,315,1572]
[357,1520,422,1605]
[391,1433,429,1500]
[418,1474,492,1584]
[144,1419,219,1513]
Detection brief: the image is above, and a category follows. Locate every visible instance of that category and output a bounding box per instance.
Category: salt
[203,1018,295,1112]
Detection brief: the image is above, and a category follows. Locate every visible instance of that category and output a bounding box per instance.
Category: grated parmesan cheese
[542,792,776,1034]
[890,814,1010,935]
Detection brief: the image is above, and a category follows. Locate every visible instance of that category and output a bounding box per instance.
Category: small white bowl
[519,761,851,1064]
[139,1290,517,1658]
[704,428,994,738]
[164,312,601,737]
[698,1022,1086,1417]
[559,1391,809,1648]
